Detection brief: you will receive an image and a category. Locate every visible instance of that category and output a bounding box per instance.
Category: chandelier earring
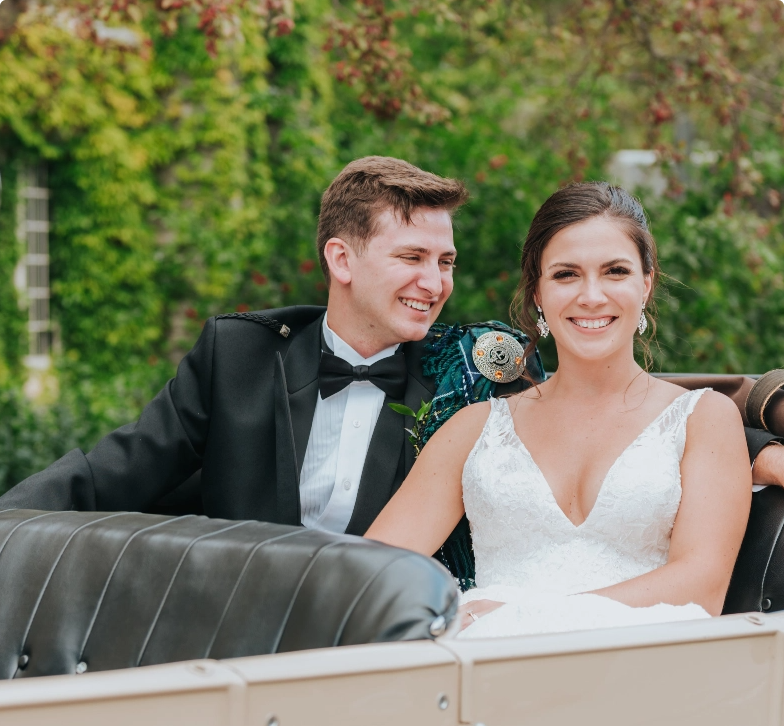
[536,305,550,339]
[638,303,648,335]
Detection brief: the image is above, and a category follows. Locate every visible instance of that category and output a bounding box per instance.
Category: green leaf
[415,400,432,422]
[388,403,417,417]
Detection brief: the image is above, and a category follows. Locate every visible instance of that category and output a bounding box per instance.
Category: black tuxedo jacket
[0,305,776,531]
[0,306,527,534]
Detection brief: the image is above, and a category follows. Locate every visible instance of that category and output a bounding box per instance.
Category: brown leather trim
[746,369,784,432]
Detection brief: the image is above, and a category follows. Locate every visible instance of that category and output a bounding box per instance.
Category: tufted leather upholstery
[724,487,784,615]
[0,510,458,680]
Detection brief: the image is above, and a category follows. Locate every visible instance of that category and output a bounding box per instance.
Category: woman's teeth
[571,317,614,329]
[400,298,432,312]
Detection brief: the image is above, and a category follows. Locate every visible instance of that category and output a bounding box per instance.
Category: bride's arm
[364,401,491,556]
[591,390,751,615]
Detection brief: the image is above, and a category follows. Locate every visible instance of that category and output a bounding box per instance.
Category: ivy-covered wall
[0,0,782,493]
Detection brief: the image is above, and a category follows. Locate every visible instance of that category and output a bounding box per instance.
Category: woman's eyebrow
[602,257,634,267]
[547,257,635,270]
[547,261,580,270]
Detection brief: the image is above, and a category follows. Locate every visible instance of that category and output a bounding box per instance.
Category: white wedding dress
[458,389,711,639]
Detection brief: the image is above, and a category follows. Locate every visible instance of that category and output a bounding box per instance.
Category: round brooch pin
[472,331,526,384]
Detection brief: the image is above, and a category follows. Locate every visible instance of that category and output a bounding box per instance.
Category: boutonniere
[388,400,432,457]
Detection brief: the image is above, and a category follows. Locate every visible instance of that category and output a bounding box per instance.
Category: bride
[365,182,751,638]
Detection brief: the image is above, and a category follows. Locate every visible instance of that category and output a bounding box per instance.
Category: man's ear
[323,238,352,286]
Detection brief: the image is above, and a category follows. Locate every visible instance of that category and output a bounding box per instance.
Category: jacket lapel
[274,352,300,525]
[345,339,435,536]
[274,313,323,524]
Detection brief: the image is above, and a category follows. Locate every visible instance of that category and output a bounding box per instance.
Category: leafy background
[0,0,782,492]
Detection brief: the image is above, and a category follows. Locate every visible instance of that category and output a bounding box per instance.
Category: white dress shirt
[299,316,399,533]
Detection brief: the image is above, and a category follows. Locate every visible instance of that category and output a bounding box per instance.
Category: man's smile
[399,297,433,312]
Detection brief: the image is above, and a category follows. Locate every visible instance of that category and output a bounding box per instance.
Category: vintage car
[1,371,783,725]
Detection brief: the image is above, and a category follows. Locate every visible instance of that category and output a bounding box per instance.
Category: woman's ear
[323,238,352,286]
[642,272,653,305]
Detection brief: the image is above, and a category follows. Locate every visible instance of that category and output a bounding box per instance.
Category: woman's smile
[569,316,617,330]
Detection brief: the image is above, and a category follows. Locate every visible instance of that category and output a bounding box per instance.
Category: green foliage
[389,400,432,453]
[651,156,784,373]
[0,155,25,383]
[0,0,782,492]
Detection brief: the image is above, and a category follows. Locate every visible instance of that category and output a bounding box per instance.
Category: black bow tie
[318,351,408,400]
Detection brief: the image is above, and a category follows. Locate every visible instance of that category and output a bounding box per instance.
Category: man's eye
[440,259,455,267]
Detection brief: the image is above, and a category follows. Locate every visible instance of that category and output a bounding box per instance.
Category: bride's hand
[458,599,505,630]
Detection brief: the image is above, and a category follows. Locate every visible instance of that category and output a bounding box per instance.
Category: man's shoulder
[211,305,325,342]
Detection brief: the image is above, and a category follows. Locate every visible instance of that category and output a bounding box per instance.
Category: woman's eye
[553,270,576,279]
[607,266,631,276]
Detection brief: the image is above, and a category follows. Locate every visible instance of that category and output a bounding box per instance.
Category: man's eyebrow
[397,245,456,256]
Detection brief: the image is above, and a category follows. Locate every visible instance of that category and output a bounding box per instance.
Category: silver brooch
[472,331,526,383]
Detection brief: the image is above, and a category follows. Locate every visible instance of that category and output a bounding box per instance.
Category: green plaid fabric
[419,321,546,590]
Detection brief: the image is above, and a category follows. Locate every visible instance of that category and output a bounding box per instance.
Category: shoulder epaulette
[215,312,290,338]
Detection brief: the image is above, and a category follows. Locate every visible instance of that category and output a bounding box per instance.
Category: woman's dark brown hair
[510,181,661,371]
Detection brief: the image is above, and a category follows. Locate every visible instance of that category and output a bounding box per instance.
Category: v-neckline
[499,391,694,529]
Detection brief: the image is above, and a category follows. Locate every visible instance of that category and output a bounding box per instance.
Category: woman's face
[536,216,652,364]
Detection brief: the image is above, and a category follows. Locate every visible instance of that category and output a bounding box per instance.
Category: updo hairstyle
[510,182,661,371]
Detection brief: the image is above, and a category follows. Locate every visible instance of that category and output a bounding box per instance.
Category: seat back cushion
[724,486,784,614]
[0,510,457,679]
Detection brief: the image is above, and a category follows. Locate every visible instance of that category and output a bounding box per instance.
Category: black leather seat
[724,486,784,614]
[0,510,457,680]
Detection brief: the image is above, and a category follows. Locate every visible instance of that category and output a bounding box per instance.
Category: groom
[1,156,783,532]
[0,156,538,532]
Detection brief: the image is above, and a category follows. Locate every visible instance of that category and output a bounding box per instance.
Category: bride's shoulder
[686,387,743,425]
[646,376,738,422]
[433,399,492,436]
[447,400,493,427]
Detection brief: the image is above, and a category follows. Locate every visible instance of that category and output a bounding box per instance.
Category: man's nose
[416,260,443,297]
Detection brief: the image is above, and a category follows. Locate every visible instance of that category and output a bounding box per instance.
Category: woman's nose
[578,276,608,306]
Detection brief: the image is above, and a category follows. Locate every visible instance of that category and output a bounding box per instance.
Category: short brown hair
[316,156,469,281]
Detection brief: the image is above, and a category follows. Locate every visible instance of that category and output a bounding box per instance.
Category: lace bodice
[462,389,708,596]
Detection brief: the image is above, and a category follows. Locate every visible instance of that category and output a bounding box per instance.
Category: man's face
[342,207,456,346]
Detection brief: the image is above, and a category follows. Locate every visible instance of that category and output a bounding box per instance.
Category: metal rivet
[267,717,279,726]
[75,661,88,674]
[429,615,447,637]
[762,598,773,611]
[746,613,765,626]
[437,694,449,710]
[18,654,29,670]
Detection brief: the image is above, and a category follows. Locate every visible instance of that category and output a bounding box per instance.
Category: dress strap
[473,397,518,449]
[673,388,711,459]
